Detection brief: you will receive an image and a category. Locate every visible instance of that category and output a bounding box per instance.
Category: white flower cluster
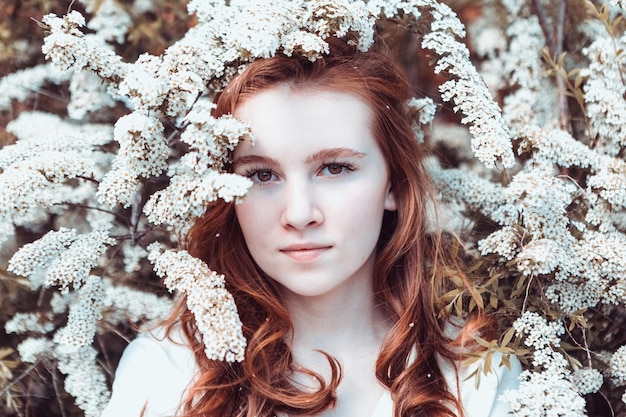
[54,342,111,417]
[0,64,71,111]
[502,368,587,417]
[41,11,126,80]
[580,35,626,156]
[97,113,168,208]
[407,97,436,141]
[502,312,587,417]
[570,368,603,395]
[407,0,514,168]
[83,0,132,44]
[56,276,105,348]
[68,70,117,120]
[189,0,375,61]
[143,103,252,226]
[610,345,626,386]
[102,280,173,324]
[611,0,626,10]
[434,123,626,312]
[5,312,55,335]
[500,17,558,131]
[8,228,115,292]
[513,311,564,351]
[429,164,508,220]
[148,244,246,362]
[0,111,114,243]
[121,241,148,273]
[16,337,55,364]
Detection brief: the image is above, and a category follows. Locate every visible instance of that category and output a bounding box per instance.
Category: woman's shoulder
[439,318,523,416]
[439,348,523,417]
[100,325,198,417]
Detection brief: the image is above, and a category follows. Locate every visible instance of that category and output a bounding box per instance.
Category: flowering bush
[1,1,625,416]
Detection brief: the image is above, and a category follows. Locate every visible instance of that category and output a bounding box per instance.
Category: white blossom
[86,0,132,44]
[500,18,559,131]
[515,239,566,276]
[502,369,587,417]
[56,276,105,348]
[121,241,148,273]
[581,35,626,156]
[42,12,126,80]
[0,64,71,110]
[477,226,520,260]
[8,228,115,293]
[8,228,79,289]
[16,337,55,364]
[411,0,514,168]
[503,312,586,417]
[610,345,626,386]
[112,113,168,178]
[5,312,55,335]
[117,54,169,113]
[45,230,116,292]
[570,368,603,395]
[96,165,141,208]
[407,97,436,141]
[68,70,116,120]
[103,281,173,324]
[180,103,251,172]
[143,171,251,227]
[429,165,508,222]
[53,342,110,417]
[148,244,246,362]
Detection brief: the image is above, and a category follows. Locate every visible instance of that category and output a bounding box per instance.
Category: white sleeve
[456,352,523,417]
[100,332,197,417]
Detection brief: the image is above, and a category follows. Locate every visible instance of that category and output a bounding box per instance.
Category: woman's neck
[280,269,390,358]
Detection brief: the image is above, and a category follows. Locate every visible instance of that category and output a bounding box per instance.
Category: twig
[521,273,534,313]
[0,361,40,398]
[581,326,592,368]
[51,368,68,417]
[533,0,571,132]
[555,0,570,131]
[531,0,556,53]
[52,202,125,222]
[76,175,100,185]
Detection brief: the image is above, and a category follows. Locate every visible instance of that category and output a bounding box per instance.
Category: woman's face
[232,85,396,300]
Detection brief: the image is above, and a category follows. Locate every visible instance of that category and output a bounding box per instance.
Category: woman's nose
[279,181,323,230]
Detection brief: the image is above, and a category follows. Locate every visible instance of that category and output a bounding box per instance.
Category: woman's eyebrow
[304,148,366,163]
[232,155,280,169]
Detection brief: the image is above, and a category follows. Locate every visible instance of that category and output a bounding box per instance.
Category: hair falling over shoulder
[161,38,492,417]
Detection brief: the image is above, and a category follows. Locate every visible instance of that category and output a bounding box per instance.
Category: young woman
[102,39,521,417]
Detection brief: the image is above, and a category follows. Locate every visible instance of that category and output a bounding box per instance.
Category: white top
[101,328,522,417]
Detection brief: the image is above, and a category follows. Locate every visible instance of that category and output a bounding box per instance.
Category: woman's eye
[320,163,353,176]
[327,164,344,175]
[248,169,275,183]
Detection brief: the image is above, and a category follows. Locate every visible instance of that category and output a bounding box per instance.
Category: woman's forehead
[232,86,377,159]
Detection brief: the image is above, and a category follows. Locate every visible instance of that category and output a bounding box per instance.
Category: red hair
[164,38,489,417]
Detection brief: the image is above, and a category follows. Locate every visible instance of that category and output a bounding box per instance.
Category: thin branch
[521,273,535,313]
[51,368,68,417]
[76,175,100,185]
[0,361,40,398]
[533,0,571,132]
[531,0,557,54]
[555,0,570,131]
[52,202,125,222]
[581,326,592,368]
[556,0,566,54]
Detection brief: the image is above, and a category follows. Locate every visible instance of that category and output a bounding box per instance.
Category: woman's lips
[280,245,332,262]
